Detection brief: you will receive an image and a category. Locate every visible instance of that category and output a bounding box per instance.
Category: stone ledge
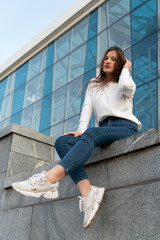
[88,127,160,164]
[3,126,160,189]
[0,123,55,145]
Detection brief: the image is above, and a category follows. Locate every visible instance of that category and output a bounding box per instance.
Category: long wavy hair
[86,46,125,90]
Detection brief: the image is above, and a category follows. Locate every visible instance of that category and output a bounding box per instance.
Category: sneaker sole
[84,187,105,228]
[12,185,59,199]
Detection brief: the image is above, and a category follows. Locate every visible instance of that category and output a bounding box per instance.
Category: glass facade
[0,0,159,135]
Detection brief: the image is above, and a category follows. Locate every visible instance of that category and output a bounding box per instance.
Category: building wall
[0,0,159,136]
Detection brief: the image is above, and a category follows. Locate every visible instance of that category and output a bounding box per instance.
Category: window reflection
[64,115,80,132]
[108,14,131,49]
[65,76,83,119]
[131,0,148,10]
[108,0,130,26]
[23,72,45,108]
[21,104,34,129]
[31,100,42,132]
[0,93,14,122]
[85,37,97,72]
[53,56,69,90]
[98,3,108,33]
[134,80,157,131]
[69,44,86,81]
[132,33,157,87]
[51,86,67,126]
[71,17,89,51]
[54,31,71,62]
[131,0,157,44]
[0,78,7,101]
[27,52,43,81]
[50,122,64,138]
[97,29,108,66]
[4,73,16,97]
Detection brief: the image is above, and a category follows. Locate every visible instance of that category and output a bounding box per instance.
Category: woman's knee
[55,135,74,150]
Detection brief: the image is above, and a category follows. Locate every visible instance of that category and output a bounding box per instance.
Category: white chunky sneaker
[78,185,105,228]
[12,170,59,199]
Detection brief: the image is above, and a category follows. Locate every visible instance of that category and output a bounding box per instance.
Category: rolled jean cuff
[58,162,68,175]
[72,176,89,185]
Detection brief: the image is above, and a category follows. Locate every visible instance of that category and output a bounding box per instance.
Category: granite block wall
[0,123,160,240]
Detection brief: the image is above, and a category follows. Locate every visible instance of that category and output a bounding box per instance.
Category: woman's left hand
[124,59,132,70]
[62,131,83,137]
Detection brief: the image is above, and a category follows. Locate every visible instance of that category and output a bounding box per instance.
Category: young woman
[12,46,141,228]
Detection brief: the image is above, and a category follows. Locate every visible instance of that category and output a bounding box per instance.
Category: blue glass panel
[31,100,43,132]
[88,9,98,40]
[15,62,28,90]
[0,93,14,122]
[39,94,52,132]
[43,66,53,97]
[71,16,89,51]
[0,77,7,101]
[132,33,157,87]
[108,0,130,26]
[131,0,157,44]
[55,31,71,62]
[46,42,54,68]
[4,117,11,128]
[69,44,86,81]
[65,76,83,119]
[27,52,43,80]
[53,56,69,90]
[4,73,16,97]
[64,115,80,132]
[131,0,147,10]
[109,14,131,49]
[134,80,157,131]
[21,104,34,129]
[51,85,67,125]
[97,29,109,66]
[82,68,96,99]
[10,111,22,125]
[85,37,97,72]
[40,128,50,136]
[159,31,160,76]
[11,85,26,115]
[0,121,4,130]
[98,3,108,33]
[23,71,45,108]
[82,69,96,128]
[50,122,64,138]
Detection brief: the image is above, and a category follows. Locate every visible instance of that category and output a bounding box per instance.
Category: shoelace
[29,172,46,184]
[78,186,97,212]
[78,196,86,212]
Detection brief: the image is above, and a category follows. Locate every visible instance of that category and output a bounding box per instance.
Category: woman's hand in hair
[62,131,83,137]
[123,59,132,70]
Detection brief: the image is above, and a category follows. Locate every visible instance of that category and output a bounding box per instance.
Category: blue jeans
[55,117,138,185]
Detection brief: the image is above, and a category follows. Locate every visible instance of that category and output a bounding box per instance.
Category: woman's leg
[48,124,137,189]
[48,134,91,196]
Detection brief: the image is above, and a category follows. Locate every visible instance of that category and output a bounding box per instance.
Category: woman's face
[103,50,117,75]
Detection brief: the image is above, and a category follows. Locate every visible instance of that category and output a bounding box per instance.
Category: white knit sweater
[77,68,142,133]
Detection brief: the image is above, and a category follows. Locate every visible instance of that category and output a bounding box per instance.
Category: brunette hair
[86,46,125,90]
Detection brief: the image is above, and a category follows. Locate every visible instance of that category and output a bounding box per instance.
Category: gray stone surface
[0,207,32,240]
[87,145,160,190]
[0,135,12,172]
[0,123,55,145]
[102,181,160,240]
[88,127,160,164]
[0,124,160,240]
[11,133,54,162]
[30,197,103,240]
[7,151,51,177]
